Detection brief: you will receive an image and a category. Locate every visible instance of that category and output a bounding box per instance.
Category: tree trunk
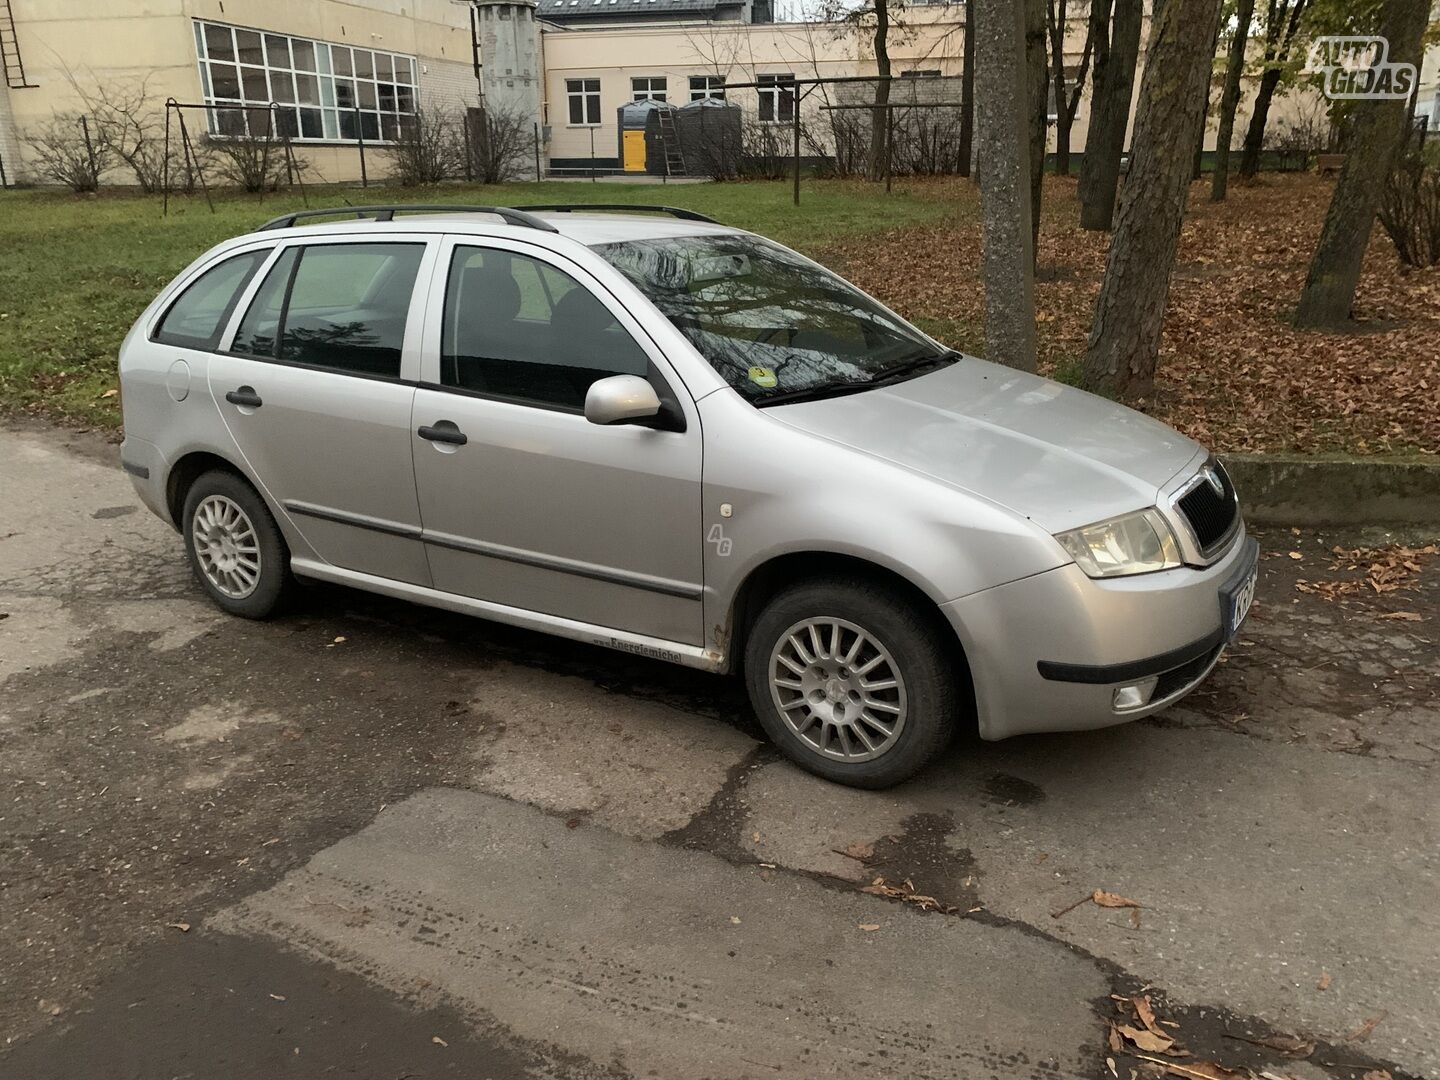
[1191,20,1219,181]
[1076,0,1114,206]
[1238,0,1308,179]
[974,0,1038,371]
[1050,0,1095,177]
[1082,0,1223,397]
[867,0,893,182]
[1025,0,1048,251]
[1293,0,1429,327]
[1210,0,1255,201]
[1078,0,1142,230]
[959,0,975,176]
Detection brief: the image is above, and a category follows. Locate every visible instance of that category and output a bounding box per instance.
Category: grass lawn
[0,178,966,429]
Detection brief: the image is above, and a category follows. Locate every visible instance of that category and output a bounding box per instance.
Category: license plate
[1220,539,1260,641]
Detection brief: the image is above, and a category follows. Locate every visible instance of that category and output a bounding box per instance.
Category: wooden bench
[1316,153,1345,176]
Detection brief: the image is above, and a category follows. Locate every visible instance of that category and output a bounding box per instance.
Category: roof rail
[514,204,720,224]
[256,204,559,233]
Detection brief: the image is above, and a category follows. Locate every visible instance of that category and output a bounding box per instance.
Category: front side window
[567,78,601,125]
[594,234,950,405]
[231,243,424,377]
[442,246,648,411]
[154,250,267,349]
[631,76,667,102]
[689,75,726,101]
[193,19,417,143]
[757,73,795,124]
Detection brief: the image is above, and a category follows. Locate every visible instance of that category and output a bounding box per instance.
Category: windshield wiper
[754,350,960,409]
[869,349,960,387]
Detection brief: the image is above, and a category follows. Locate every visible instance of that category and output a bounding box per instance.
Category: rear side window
[441,245,648,410]
[230,242,424,378]
[153,250,266,349]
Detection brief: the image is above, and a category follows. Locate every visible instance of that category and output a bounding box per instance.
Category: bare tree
[63,72,183,193]
[22,114,110,192]
[1077,0,1142,230]
[466,103,534,184]
[1293,0,1430,327]
[1046,0,1097,176]
[1379,137,1440,269]
[1082,0,1223,396]
[389,104,462,186]
[208,129,299,192]
[1210,0,1256,201]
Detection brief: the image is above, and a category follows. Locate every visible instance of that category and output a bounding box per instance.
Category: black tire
[743,577,960,789]
[181,468,294,619]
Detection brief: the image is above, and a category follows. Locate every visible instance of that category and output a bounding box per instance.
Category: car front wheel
[181,469,293,618]
[743,579,960,788]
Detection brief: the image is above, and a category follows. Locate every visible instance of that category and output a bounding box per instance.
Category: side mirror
[584,374,662,426]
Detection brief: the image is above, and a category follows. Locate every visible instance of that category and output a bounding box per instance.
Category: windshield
[591,233,955,405]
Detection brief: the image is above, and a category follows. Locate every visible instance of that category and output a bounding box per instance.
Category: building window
[900,69,942,79]
[567,78,601,125]
[689,75,726,101]
[193,19,416,143]
[631,76,667,102]
[757,73,795,124]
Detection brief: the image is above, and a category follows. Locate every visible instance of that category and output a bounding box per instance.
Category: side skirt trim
[290,557,724,672]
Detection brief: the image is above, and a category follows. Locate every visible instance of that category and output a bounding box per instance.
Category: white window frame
[631,76,668,102]
[688,75,726,102]
[757,73,795,125]
[193,19,417,144]
[566,77,602,126]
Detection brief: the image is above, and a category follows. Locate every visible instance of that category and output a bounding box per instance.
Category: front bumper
[942,531,1258,740]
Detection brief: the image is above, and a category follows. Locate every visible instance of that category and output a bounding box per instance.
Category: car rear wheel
[743,578,959,788]
[182,469,293,618]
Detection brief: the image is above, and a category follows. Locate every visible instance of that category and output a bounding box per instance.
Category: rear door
[208,235,439,585]
[409,236,705,646]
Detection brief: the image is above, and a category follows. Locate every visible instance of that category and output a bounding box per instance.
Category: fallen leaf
[269,993,287,1001]
[835,841,875,862]
[1130,907,1142,929]
[1361,1070,1392,1080]
[166,922,191,933]
[1132,996,1165,1037]
[432,1036,448,1047]
[1225,1031,1314,1058]
[1316,972,1332,991]
[729,916,741,924]
[1288,551,1304,560]
[99,388,118,398]
[1094,889,1142,909]
[1117,1023,1176,1054]
[857,923,881,931]
[1346,1012,1387,1042]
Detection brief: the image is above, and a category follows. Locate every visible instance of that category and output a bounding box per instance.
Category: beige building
[0,0,1432,188]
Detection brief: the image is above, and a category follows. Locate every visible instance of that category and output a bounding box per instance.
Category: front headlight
[1055,508,1182,578]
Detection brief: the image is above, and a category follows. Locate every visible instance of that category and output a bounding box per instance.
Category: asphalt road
[2,420,1437,1080]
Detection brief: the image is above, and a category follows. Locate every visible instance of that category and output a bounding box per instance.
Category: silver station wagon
[119,204,1258,788]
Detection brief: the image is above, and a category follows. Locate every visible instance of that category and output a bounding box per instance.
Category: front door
[209,237,437,585]
[410,238,704,646]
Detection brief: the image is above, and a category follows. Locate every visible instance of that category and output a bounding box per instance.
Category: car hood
[767,357,1204,534]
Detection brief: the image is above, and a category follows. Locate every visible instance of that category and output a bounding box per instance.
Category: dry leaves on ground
[823,174,1440,458]
[1294,544,1437,606]
[859,875,958,914]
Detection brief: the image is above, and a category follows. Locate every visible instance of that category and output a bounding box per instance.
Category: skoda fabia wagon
[119,204,1258,788]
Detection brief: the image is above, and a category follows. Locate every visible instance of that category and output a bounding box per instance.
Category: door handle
[418,421,468,446]
[225,386,262,408]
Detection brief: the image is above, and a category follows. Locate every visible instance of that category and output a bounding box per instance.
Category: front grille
[1152,644,1222,701]
[1177,459,1239,553]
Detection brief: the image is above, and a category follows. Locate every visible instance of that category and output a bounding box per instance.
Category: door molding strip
[291,557,723,671]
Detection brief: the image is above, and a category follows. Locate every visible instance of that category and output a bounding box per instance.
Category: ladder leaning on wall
[656,109,686,178]
[1,0,38,90]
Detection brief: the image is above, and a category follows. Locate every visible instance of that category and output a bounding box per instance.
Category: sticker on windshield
[747,366,778,389]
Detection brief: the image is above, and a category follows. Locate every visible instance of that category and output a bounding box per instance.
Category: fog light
[1112,677,1160,712]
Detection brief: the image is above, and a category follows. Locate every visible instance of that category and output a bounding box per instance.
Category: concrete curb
[1221,453,1440,527]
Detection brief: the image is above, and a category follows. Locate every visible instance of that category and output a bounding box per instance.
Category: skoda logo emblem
[1203,467,1224,496]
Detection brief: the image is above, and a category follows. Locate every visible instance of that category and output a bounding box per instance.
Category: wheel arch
[165,450,256,530]
[724,551,976,723]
